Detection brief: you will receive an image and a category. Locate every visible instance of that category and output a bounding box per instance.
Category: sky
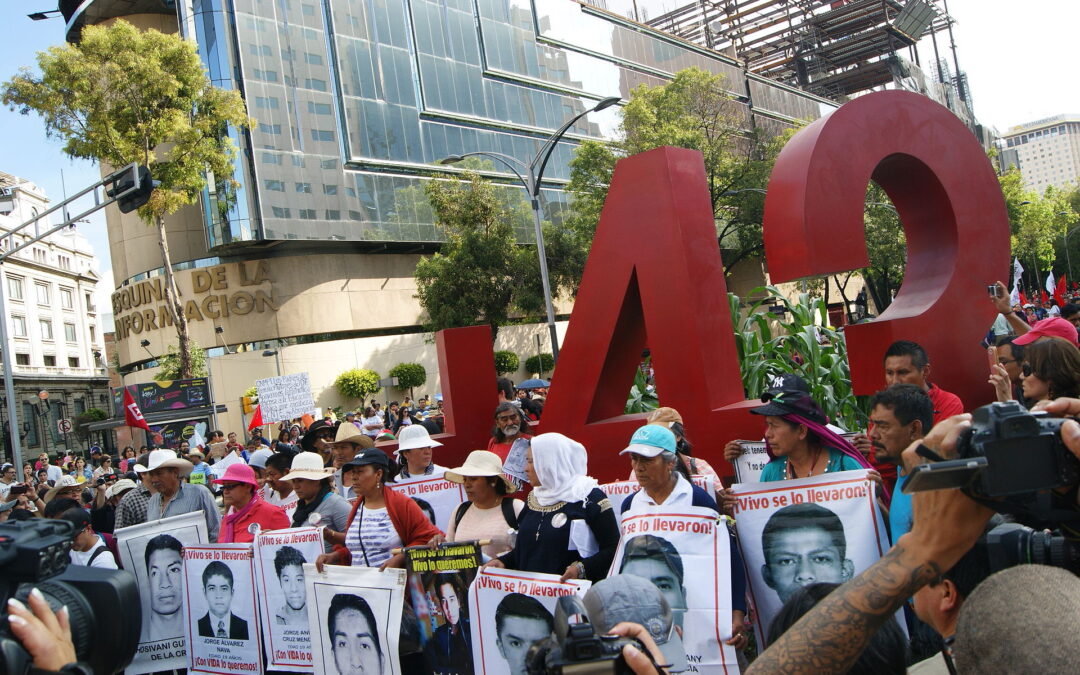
[0,0,1076,325]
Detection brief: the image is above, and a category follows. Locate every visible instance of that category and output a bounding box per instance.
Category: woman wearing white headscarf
[485,433,620,582]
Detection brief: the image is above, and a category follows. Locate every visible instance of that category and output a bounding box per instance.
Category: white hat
[444,450,516,493]
[44,475,81,503]
[106,478,137,500]
[282,451,334,482]
[396,425,443,453]
[133,449,193,475]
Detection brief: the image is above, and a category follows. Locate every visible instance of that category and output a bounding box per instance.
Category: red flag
[1019,290,1029,306]
[1055,275,1067,307]
[247,404,263,431]
[122,388,151,431]
[1041,289,1049,305]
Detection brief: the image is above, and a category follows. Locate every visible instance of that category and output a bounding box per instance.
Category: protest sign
[254,527,325,672]
[183,544,262,674]
[733,441,769,484]
[116,511,209,675]
[211,451,243,478]
[468,568,590,675]
[305,565,406,675]
[730,470,892,645]
[389,474,466,533]
[256,372,316,423]
[405,543,482,675]
[599,475,717,521]
[609,506,739,672]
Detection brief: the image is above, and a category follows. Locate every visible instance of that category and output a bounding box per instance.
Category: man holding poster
[255,526,325,672]
[184,544,262,674]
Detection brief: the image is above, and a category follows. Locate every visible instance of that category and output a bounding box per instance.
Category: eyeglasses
[997,357,1018,366]
[220,483,243,491]
[1022,363,1033,377]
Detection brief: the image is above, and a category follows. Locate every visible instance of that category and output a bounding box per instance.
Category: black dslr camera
[525,595,657,675]
[0,520,141,674]
[905,401,1080,524]
[986,521,1080,574]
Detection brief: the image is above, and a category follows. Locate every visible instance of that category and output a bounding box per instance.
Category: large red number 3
[763,90,1010,409]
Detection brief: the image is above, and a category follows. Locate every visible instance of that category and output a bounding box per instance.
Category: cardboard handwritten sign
[256,372,316,423]
[254,527,325,672]
[182,544,262,674]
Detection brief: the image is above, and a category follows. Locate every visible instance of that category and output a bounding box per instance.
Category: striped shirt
[345,505,401,568]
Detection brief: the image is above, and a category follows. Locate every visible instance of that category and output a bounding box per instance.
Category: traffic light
[106,165,154,214]
[241,396,255,414]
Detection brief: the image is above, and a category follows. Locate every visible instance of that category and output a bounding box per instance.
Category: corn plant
[730,286,870,431]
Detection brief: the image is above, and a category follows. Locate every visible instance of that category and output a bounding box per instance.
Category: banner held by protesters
[183,543,262,674]
[609,505,739,672]
[389,475,466,533]
[305,564,407,675]
[599,475,717,522]
[254,526,325,672]
[116,511,209,675]
[404,542,482,675]
[731,470,892,645]
[468,567,590,675]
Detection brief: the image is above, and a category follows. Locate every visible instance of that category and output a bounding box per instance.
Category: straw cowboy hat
[133,449,193,475]
[282,451,335,482]
[44,475,83,503]
[444,450,516,493]
[334,423,375,449]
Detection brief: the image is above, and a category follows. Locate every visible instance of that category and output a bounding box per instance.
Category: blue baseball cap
[619,424,677,458]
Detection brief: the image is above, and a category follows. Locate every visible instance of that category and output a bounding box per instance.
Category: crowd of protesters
[9,286,1080,674]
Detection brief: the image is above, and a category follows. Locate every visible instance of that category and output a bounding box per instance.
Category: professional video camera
[985,521,1080,574]
[0,520,140,674]
[905,401,1080,528]
[525,595,658,675]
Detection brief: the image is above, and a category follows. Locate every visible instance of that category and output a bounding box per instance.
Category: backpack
[453,499,518,532]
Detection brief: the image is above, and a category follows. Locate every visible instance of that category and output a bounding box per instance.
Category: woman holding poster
[319,448,443,570]
[724,375,873,482]
[487,433,620,583]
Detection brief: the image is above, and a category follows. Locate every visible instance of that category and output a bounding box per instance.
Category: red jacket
[217,498,291,544]
[334,485,442,565]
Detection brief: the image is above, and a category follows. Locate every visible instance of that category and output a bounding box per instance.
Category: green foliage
[3,20,250,380]
[562,68,799,282]
[73,408,108,443]
[494,350,520,375]
[389,363,427,395]
[414,168,541,339]
[861,184,906,312]
[243,386,258,402]
[999,169,1077,285]
[624,367,660,414]
[335,369,381,401]
[525,353,555,376]
[153,341,208,381]
[729,287,869,431]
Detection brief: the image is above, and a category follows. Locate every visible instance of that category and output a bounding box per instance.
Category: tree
[494,351,519,376]
[561,68,797,281]
[335,369,381,401]
[998,169,1076,288]
[73,408,108,444]
[861,184,906,312]
[388,362,426,398]
[414,168,540,339]
[524,353,554,376]
[153,340,208,381]
[3,20,249,379]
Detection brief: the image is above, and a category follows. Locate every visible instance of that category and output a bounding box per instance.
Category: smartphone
[987,284,1001,298]
[903,457,988,493]
[9,484,28,497]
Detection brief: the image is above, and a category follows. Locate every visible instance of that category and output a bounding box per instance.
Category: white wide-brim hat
[133,449,193,475]
[444,450,516,493]
[395,424,443,454]
[282,451,335,481]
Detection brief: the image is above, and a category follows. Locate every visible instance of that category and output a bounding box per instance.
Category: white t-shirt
[262,485,299,520]
[46,465,63,484]
[345,505,401,568]
[70,538,118,569]
[361,415,382,437]
[0,481,12,499]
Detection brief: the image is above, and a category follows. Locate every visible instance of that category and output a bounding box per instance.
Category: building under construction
[596,0,988,141]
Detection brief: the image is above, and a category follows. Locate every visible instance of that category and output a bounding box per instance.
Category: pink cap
[1013,317,1080,347]
[212,462,259,488]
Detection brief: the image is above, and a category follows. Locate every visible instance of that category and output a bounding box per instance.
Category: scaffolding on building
[645,0,969,108]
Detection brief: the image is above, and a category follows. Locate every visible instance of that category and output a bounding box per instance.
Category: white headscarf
[530,433,598,507]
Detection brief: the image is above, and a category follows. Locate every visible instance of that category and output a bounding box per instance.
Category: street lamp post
[440,96,621,362]
[262,350,282,377]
